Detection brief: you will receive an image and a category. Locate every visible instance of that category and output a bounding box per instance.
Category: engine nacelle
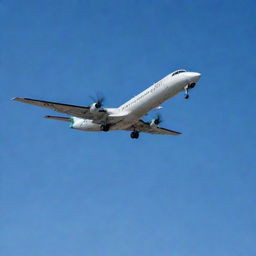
[150,120,158,128]
[90,103,100,113]
[70,117,101,131]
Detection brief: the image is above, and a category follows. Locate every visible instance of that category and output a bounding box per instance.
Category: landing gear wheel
[100,124,110,132]
[184,94,189,99]
[130,131,139,139]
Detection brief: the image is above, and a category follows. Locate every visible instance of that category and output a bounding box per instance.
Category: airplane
[12,69,201,139]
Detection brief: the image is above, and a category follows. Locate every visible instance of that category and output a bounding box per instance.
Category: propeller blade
[90,94,105,108]
[154,113,162,125]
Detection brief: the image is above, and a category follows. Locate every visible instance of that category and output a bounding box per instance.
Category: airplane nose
[191,72,201,83]
[185,72,201,89]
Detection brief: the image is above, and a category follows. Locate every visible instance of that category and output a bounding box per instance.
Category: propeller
[154,113,162,125]
[150,113,162,126]
[90,94,105,108]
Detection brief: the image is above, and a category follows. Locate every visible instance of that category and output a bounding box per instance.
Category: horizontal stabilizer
[44,115,71,122]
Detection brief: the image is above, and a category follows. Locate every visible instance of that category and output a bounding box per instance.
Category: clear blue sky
[1,1,256,255]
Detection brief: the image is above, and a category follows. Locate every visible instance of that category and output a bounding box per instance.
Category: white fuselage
[72,71,201,131]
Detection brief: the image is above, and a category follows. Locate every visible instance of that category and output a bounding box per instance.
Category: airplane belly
[130,81,184,117]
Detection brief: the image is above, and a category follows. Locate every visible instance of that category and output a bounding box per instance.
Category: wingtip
[12,97,23,101]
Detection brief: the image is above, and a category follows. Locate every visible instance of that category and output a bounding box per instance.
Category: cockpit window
[171,69,187,76]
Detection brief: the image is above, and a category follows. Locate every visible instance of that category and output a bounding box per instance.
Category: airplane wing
[129,119,182,135]
[44,115,71,122]
[12,97,100,119]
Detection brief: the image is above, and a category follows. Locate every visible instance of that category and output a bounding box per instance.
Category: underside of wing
[12,97,96,119]
[44,115,71,122]
[128,119,182,135]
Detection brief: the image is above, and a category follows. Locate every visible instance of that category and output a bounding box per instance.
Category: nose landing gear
[184,82,196,99]
[190,82,196,88]
[184,85,189,99]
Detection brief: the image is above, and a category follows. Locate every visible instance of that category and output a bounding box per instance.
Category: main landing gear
[100,124,110,132]
[130,131,139,139]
